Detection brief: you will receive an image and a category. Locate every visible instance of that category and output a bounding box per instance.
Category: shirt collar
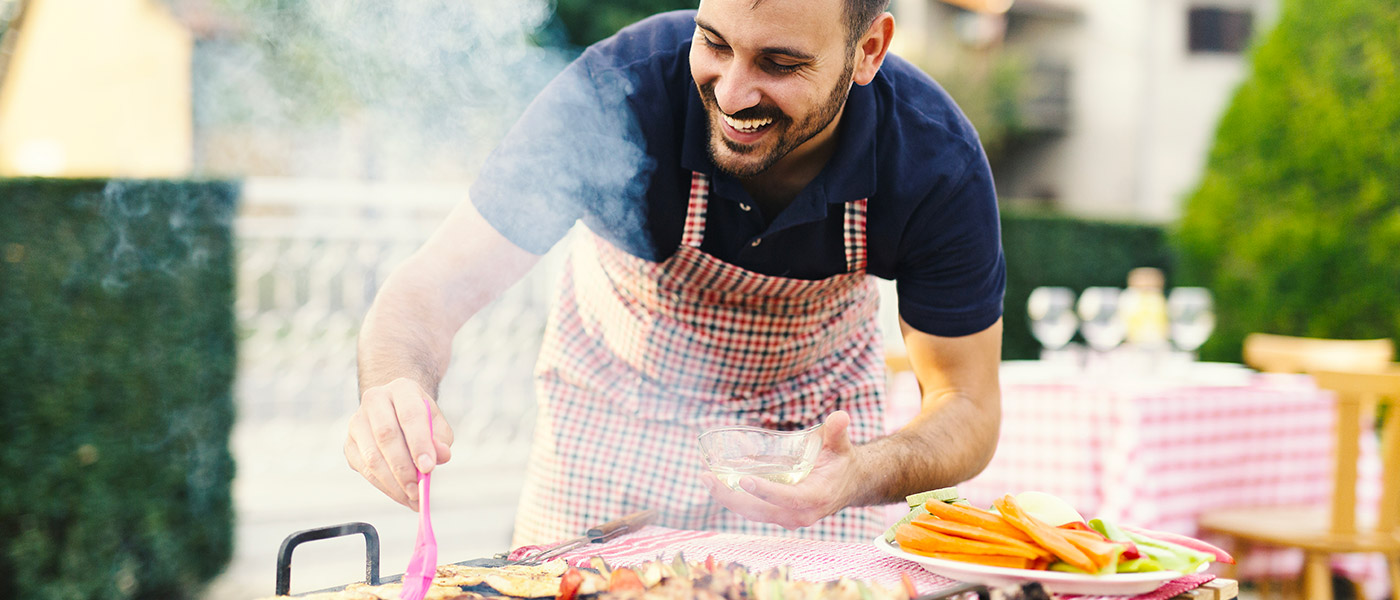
[679,77,879,209]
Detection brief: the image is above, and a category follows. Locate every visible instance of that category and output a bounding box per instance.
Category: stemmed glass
[1077,287,1126,353]
[1167,287,1216,354]
[1027,287,1079,358]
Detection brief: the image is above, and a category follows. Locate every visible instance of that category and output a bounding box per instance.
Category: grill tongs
[502,509,658,566]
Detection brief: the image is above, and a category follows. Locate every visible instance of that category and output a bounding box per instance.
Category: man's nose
[713,62,762,115]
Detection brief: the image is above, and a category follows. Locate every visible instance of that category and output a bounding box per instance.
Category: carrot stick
[992,495,1098,573]
[1058,526,1126,571]
[910,515,1051,559]
[895,523,1045,559]
[921,552,1035,570]
[922,500,1034,543]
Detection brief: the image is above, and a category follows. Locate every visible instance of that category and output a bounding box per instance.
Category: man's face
[689,0,856,179]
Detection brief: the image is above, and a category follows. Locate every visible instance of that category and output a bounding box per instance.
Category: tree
[1173,0,1400,361]
[189,0,570,178]
[547,0,697,49]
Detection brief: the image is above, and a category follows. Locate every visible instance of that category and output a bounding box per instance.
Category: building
[896,0,1279,222]
[0,0,193,177]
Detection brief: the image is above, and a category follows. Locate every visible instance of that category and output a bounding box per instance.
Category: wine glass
[1168,287,1216,354]
[1077,287,1126,352]
[1027,287,1079,354]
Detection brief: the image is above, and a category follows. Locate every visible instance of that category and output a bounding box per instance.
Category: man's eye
[767,61,801,73]
[702,37,730,51]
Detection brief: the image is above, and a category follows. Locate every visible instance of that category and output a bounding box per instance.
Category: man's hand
[344,377,455,510]
[699,411,863,529]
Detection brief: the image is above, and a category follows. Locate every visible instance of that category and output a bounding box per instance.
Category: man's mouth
[722,113,774,133]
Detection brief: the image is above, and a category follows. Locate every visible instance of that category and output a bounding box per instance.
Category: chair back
[1242,333,1394,374]
[1309,369,1400,538]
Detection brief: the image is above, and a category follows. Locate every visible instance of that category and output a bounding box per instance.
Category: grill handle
[275,522,381,596]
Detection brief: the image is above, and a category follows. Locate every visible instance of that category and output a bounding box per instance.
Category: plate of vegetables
[874,489,1233,596]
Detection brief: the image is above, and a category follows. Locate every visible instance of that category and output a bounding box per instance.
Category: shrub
[1174,0,1400,361]
[1000,209,1174,360]
[0,179,238,599]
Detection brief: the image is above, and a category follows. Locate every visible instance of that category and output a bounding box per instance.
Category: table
[538,525,1236,600]
[913,360,1387,597]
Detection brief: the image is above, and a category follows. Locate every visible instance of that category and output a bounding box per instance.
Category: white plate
[873,536,1186,596]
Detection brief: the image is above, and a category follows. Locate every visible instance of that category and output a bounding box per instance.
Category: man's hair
[843,0,890,47]
[748,0,890,47]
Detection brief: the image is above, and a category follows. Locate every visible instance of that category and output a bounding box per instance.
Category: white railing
[234,177,562,452]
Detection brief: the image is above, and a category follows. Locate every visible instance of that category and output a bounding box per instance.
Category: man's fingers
[364,392,421,502]
[700,474,815,530]
[822,410,853,454]
[347,415,415,509]
[390,380,439,474]
[431,407,454,464]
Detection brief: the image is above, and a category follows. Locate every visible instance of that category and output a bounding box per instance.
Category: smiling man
[346,0,1006,546]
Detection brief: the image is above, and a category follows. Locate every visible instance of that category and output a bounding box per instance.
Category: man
[346,0,1005,546]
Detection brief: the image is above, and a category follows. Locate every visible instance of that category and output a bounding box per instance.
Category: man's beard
[698,60,854,179]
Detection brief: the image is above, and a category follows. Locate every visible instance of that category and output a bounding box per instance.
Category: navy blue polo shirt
[471,10,1004,337]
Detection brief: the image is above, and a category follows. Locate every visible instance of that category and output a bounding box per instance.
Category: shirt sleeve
[470,48,657,256]
[894,152,1007,337]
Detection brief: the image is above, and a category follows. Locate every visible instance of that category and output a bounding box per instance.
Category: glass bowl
[697,423,823,490]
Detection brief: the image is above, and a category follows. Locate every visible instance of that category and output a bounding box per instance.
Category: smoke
[191,0,573,180]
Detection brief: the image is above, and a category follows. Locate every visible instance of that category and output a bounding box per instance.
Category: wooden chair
[1242,333,1394,374]
[1198,369,1400,600]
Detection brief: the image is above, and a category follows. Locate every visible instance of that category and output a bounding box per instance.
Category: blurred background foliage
[0,179,238,599]
[1001,211,1173,360]
[1175,0,1400,361]
[544,0,696,48]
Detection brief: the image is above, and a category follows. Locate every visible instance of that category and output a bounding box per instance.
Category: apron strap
[682,172,710,248]
[844,199,869,273]
[685,172,869,274]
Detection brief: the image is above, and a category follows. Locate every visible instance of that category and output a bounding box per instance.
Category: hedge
[0,179,238,599]
[1174,0,1400,361]
[999,209,1175,360]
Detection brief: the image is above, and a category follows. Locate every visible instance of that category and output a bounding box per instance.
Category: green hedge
[0,179,238,599]
[1000,209,1175,360]
[1174,0,1400,360]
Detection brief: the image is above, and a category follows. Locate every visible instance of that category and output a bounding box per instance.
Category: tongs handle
[586,509,658,542]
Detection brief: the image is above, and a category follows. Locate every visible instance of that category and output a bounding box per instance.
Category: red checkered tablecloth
[893,362,1388,598]
[532,525,1215,600]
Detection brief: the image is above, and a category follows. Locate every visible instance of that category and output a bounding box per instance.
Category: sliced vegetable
[1057,526,1127,573]
[558,567,584,600]
[1086,518,1142,560]
[1115,557,1165,573]
[993,495,1098,573]
[883,504,930,543]
[922,499,1035,543]
[1121,530,1213,573]
[1119,524,1235,564]
[895,523,1045,559]
[910,515,1051,559]
[1014,491,1086,527]
[906,487,962,507]
[923,551,1035,569]
[608,567,645,592]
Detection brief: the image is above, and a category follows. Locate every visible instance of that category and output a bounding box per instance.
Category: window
[1188,7,1254,53]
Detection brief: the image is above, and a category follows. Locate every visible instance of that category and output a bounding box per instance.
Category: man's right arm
[345,199,541,510]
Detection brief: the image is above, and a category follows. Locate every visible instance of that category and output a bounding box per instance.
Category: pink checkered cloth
[938,367,1389,598]
[518,525,1214,600]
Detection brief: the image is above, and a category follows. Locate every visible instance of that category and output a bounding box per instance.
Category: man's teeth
[723,113,772,133]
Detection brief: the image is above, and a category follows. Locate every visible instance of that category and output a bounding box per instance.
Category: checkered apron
[512,172,887,547]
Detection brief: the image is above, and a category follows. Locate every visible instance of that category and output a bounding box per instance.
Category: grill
[273,522,1014,599]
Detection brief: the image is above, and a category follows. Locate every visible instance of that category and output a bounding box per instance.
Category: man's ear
[853,13,894,86]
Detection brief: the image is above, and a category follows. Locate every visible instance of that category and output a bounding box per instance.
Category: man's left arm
[701,317,1001,529]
